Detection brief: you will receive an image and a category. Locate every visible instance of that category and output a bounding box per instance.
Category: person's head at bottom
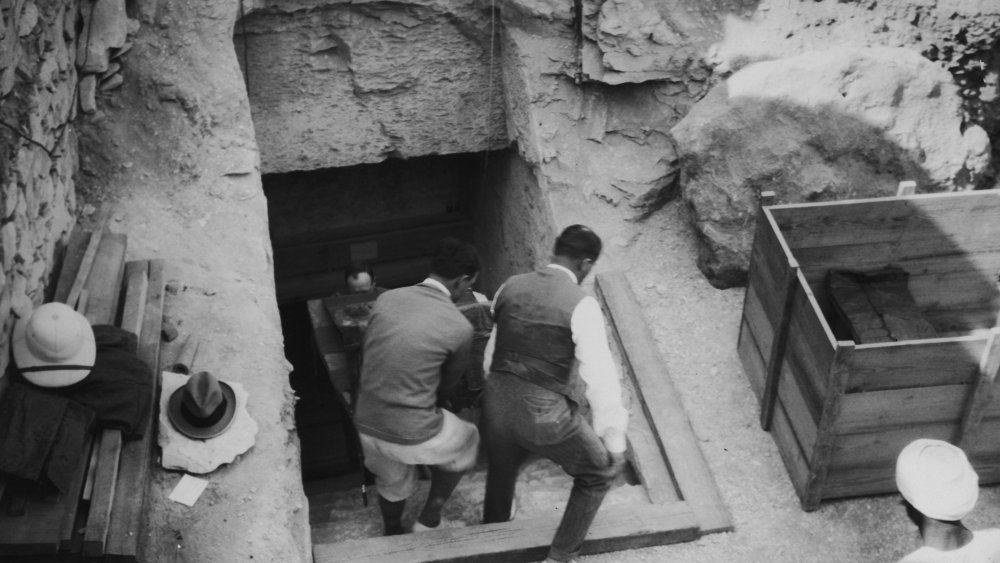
[552,224,602,285]
[429,238,480,303]
[896,438,979,556]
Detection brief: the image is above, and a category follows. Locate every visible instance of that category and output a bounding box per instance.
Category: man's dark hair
[430,238,480,279]
[344,260,374,282]
[554,224,602,261]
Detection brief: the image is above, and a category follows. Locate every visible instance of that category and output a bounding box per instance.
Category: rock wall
[238,0,508,174]
[0,0,80,387]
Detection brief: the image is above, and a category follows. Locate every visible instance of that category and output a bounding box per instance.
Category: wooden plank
[760,264,799,430]
[307,299,354,411]
[802,342,853,511]
[278,256,429,305]
[314,501,699,563]
[844,336,986,392]
[770,190,1000,252]
[53,229,91,304]
[105,260,163,560]
[835,385,969,435]
[119,261,149,336]
[957,329,1000,446]
[83,232,128,325]
[83,430,123,557]
[66,208,111,309]
[605,318,680,505]
[738,321,812,497]
[596,272,731,533]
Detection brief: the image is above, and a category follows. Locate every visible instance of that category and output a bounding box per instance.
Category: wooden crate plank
[53,229,91,304]
[760,263,799,430]
[958,330,1000,446]
[828,422,955,474]
[782,279,838,420]
[738,320,767,399]
[835,385,969,435]
[739,321,812,497]
[596,272,731,533]
[844,337,986,392]
[83,232,128,326]
[119,261,149,336]
[83,430,123,557]
[106,260,163,560]
[770,191,1000,251]
[66,208,111,309]
[313,501,699,563]
[802,342,854,511]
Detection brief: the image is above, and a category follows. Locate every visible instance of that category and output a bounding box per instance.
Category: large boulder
[672,47,991,288]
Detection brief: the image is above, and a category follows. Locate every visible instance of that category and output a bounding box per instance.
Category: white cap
[896,439,979,521]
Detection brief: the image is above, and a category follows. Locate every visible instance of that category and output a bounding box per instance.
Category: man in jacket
[354,238,481,535]
[481,225,629,562]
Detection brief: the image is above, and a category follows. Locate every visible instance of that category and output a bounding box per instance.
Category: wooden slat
[760,263,799,430]
[829,423,956,475]
[119,261,149,336]
[802,342,854,511]
[53,229,91,304]
[83,430,123,556]
[835,385,968,435]
[770,190,1000,252]
[738,321,811,496]
[957,329,1000,446]
[83,232,128,325]
[307,299,354,411]
[596,272,731,533]
[105,260,164,561]
[66,208,111,309]
[844,336,986,392]
[314,501,699,563]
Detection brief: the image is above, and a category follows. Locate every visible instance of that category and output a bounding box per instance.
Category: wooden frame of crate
[738,189,1000,511]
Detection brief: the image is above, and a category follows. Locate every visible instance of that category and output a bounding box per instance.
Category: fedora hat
[13,302,97,388]
[167,371,237,440]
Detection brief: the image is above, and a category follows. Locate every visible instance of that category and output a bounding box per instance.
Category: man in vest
[481,225,629,562]
[354,238,481,535]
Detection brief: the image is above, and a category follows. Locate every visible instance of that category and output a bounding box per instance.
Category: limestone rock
[79,75,97,113]
[76,0,128,73]
[158,371,259,475]
[99,72,123,91]
[19,1,38,37]
[672,47,991,288]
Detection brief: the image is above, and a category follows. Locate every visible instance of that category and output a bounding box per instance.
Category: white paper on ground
[169,474,209,507]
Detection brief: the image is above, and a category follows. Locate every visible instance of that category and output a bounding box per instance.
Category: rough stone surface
[76,0,127,73]
[0,0,79,386]
[672,47,992,288]
[707,0,1000,186]
[239,0,507,173]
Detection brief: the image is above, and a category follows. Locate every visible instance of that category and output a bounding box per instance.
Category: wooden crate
[739,189,1000,510]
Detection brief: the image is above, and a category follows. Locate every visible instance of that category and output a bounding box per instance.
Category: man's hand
[608,449,627,470]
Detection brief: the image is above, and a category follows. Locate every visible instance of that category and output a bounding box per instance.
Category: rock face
[0,0,80,383]
[673,47,991,288]
[239,0,507,174]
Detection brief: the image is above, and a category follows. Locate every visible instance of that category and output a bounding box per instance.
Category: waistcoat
[491,267,586,402]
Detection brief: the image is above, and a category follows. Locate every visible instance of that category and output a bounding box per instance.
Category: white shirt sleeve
[481,284,504,376]
[571,295,629,453]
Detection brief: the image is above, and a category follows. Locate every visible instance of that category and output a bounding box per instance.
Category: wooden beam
[106,260,164,561]
[83,430,123,557]
[313,501,699,563]
[119,261,149,336]
[83,232,128,325]
[595,272,732,534]
[957,328,1000,447]
[760,265,800,430]
[66,207,111,309]
[802,341,855,510]
[53,229,91,303]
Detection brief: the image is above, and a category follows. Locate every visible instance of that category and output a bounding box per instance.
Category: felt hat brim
[167,378,237,440]
[12,307,96,388]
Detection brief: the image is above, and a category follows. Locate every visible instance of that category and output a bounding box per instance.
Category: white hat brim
[12,307,97,388]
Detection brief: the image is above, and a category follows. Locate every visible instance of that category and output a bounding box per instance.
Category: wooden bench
[0,211,165,561]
